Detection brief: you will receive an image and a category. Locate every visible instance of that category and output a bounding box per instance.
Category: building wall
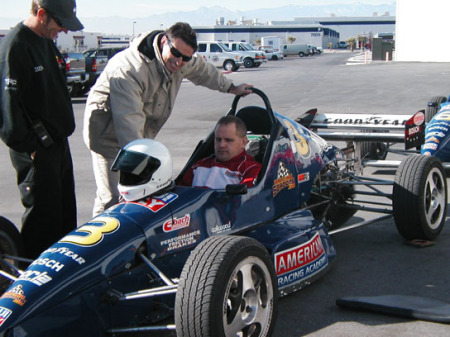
[395,0,449,62]
[291,17,395,42]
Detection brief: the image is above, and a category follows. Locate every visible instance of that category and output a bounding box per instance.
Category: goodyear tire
[393,155,447,241]
[425,96,447,123]
[0,217,24,293]
[175,235,278,337]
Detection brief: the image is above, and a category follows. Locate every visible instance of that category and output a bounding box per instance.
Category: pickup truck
[61,52,88,97]
[81,46,127,94]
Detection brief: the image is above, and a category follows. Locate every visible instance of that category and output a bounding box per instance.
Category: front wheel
[0,217,24,293]
[393,155,447,241]
[175,235,278,337]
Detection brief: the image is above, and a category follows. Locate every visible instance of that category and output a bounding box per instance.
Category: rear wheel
[393,155,447,240]
[175,235,278,337]
[0,217,24,293]
[425,96,447,122]
[299,52,305,57]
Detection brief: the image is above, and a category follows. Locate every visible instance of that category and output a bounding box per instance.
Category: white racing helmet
[111,139,173,201]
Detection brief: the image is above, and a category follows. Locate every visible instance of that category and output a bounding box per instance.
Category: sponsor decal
[160,230,201,252]
[413,112,425,126]
[0,307,12,327]
[30,258,64,272]
[130,193,178,212]
[321,115,408,126]
[211,221,232,234]
[274,233,328,288]
[297,172,310,184]
[428,125,449,132]
[163,214,191,232]
[435,111,450,121]
[42,247,86,265]
[425,136,440,144]
[426,131,445,138]
[407,126,421,136]
[1,285,26,307]
[273,162,296,197]
[60,217,120,247]
[423,143,438,150]
[18,270,52,287]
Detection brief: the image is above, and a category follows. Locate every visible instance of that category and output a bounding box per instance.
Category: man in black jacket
[0,0,84,259]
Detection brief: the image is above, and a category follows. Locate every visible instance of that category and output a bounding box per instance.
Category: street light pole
[133,21,137,36]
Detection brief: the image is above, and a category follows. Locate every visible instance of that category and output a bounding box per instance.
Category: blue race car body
[0,89,446,336]
[422,98,450,160]
[0,89,338,336]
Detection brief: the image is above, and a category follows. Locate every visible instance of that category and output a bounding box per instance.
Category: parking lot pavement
[1,51,450,336]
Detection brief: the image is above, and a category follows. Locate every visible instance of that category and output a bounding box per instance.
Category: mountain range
[1,3,396,35]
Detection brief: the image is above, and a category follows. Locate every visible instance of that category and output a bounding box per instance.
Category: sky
[2,0,395,19]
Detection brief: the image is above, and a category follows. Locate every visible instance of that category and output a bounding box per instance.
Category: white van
[282,44,311,57]
[197,41,244,72]
[222,42,264,68]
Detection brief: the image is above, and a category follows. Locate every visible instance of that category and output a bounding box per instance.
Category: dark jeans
[9,138,77,259]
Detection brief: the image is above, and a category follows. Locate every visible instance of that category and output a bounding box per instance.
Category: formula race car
[0,88,447,336]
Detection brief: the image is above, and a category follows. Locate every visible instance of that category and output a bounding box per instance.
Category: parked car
[81,46,127,94]
[258,45,284,60]
[60,52,88,97]
[196,41,244,71]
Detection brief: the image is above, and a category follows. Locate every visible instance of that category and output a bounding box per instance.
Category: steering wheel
[230,87,277,125]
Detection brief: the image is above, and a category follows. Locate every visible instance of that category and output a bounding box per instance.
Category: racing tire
[175,235,278,337]
[244,58,254,68]
[425,96,447,123]
[359,130,389,160]
[0,217,24,293]
[393,155,447,241]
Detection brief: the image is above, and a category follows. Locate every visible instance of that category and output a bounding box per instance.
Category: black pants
[9,138,77,259]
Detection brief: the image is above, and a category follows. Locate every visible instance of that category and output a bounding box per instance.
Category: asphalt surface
[1,50,450,336]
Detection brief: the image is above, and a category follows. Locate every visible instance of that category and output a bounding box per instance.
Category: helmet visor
[111,149,161,186]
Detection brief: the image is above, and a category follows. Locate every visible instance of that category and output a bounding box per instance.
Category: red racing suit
[179,150,261,189]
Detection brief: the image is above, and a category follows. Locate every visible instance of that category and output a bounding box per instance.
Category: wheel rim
[424,167,446,230]
[225,62,233,71]
[223,256,274,337]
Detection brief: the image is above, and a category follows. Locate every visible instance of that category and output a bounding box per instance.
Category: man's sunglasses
[167,38,192,62]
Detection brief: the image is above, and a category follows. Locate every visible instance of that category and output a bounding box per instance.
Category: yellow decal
[435,112,450,121]
[60,217,120,246]
[284,120,311,157]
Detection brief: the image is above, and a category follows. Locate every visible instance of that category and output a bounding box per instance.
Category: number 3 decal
[60,217,120,246]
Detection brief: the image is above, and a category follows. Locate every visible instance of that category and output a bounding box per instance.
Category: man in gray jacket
[84,22,252,216]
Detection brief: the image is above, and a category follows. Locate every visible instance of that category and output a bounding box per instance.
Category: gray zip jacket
[83,31,233,158]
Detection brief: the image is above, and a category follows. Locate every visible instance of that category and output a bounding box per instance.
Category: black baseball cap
[39,0,84,31]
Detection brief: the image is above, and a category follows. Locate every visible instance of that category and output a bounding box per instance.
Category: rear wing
[298,110,425,150]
